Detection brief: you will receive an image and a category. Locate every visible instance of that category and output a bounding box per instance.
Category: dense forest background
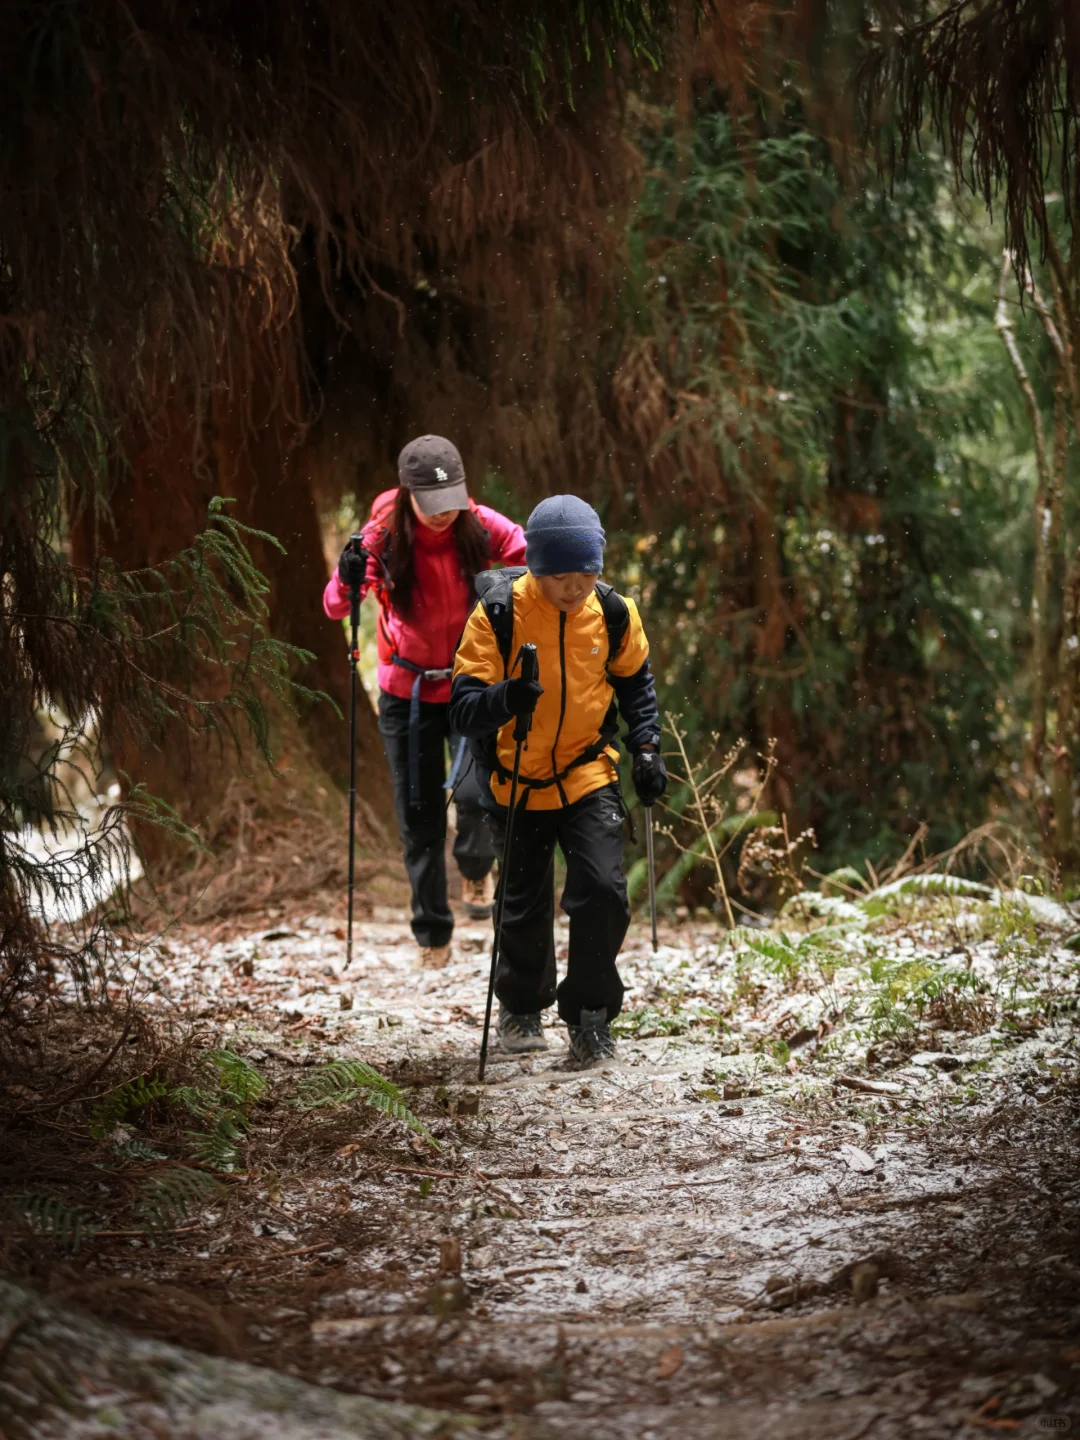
[4,0,1080,991]
[319,21,1079,880]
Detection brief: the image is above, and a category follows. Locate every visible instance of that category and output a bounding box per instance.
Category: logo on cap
[435,466,448,483]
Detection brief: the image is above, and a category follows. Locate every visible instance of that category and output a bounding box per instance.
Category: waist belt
[391,655,454,807]
[490,736,618,808]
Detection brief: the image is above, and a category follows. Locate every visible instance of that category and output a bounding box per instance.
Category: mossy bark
[0,1277,552,1440]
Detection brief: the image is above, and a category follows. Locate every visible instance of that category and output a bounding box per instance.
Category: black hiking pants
[378,691,494,948]
[487,782,630,1026]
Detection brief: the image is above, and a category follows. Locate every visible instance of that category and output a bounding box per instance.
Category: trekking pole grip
[512,643,538,743]
[347,532,364,634]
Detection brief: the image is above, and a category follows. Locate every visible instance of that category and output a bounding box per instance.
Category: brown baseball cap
[397,435,469,516]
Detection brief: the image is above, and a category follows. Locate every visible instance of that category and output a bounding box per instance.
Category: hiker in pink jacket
[324,435,525,968]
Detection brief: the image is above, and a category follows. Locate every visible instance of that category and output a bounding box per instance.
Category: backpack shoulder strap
[594,581,631,667]
[362,496,396,593]
[474,567,527,677]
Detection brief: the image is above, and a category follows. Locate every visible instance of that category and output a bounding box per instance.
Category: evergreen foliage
[2,491,317,1002]
[863,0,1080,282]
[609,103,1024,868]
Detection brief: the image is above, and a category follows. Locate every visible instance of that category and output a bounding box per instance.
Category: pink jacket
[322,489,526,704]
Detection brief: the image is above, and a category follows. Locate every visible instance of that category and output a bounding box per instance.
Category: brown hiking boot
[461,872,495,919]
[418,943,452,970]
[497,1003,547,1054]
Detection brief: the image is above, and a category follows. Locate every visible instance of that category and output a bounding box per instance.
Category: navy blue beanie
[525,495,606,576]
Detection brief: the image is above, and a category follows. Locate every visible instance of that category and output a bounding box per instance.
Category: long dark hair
[385,485,490,616]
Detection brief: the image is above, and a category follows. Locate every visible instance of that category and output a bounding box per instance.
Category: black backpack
[472,567,630,676]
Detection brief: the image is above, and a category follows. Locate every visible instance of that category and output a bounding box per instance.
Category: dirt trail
[5,874,1079,1440]
[38,881,1069,1440]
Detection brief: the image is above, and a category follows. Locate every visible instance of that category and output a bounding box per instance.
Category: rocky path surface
[6,884,1080,1438]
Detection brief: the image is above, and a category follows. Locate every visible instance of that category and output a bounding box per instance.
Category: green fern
[202,1048,266,1106]
[294,1059,436,1145]
[170,1084,219,1122]
[742,926,852,986]
[112,1137,168,1163]
[186,1112,247,1171]
[171,1048,266,1171]
[89,1074,170,1140]
[9,1195,98,1252]
[134,1166,222,1235]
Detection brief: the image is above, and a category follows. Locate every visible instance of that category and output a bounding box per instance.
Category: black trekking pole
[478,643,538,1082]
[645,804,659,954]
[342,535,366,970]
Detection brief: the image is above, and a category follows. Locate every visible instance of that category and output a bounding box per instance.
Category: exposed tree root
[0,1276,522,1440]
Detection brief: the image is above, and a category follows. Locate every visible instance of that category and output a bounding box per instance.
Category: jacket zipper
[551,611,567,779]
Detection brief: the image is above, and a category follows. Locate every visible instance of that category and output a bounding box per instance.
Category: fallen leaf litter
[13,873,1080,1436]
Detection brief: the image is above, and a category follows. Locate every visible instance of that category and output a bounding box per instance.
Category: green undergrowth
[7,1048,430,1254]
[618,870,1078,1064]
[613,1001,729,1040]
[294,1058,434,1137]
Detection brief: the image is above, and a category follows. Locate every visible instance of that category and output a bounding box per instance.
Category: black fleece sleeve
[609,658,661,754]
[449,673,514,739]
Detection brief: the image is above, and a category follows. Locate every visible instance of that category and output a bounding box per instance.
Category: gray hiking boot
[567,1007,616,1068]
[496,1004,547,1054]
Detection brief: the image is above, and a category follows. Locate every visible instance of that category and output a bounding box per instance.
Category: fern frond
[113,1138,168,1163]
[172,1049,263,1171]
[171,1084,219,1121]
[202,1048,266,1106]
[134,1166,223,1234]
[186,1113,245,1171]
[294,1060,436,1144]
[293,1058,400,1107]
[88,1074,170,1139]
[9,1194,98,1252]
[359,1087,438,1137]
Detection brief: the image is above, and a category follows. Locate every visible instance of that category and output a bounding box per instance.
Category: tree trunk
[749,469,798,818]
[0,1277,526,1440]
[995,252,1057,790]
[208,378,390,808]
[70,385,392,857]
[668,0,698,204]
[1052,545,1080,877]
[1045,227,1080,439]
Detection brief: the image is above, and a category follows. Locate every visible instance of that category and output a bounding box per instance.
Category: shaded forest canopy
[4,0,1080,986]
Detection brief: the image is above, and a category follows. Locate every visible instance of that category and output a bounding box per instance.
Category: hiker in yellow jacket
[449,496,667,1067]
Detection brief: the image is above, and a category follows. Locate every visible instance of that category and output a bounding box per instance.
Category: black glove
[502,675,544,718]
[337,540,368,590]
[632,749,668,807]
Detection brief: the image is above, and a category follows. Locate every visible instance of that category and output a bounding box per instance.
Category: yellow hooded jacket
[451,571,651,809]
